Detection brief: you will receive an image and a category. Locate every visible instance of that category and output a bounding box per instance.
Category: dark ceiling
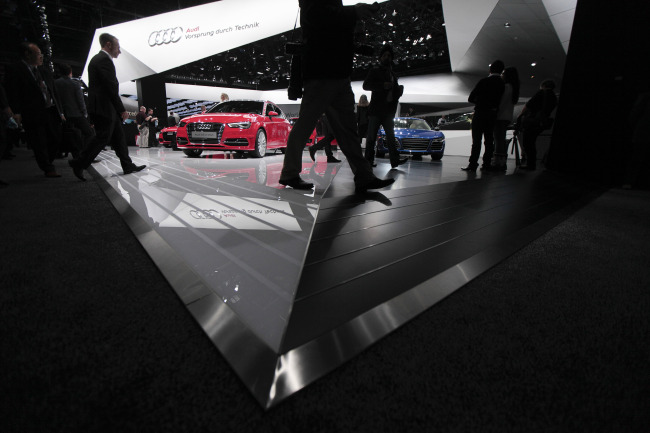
[1,0,450,90]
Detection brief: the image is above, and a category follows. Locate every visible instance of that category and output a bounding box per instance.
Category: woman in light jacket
[492,67,520,171]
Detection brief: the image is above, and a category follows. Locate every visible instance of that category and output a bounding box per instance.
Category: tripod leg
[513,133,521,166]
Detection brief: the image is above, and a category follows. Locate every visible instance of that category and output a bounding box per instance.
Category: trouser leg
[469,116,483,166]
[280,81,327,181]
[364,116,381,163]
[482,115,496,166]
[324,83,375,186]
[381,114,400,165]
[522,128,540,168]
[108,116,135,170]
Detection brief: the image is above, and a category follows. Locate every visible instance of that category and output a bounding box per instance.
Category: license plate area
[191,131,218,139]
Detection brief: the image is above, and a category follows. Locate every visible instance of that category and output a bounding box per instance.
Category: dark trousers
[67,116,95,153]
[311,134,335,157]
[365,114,400,165]
[522,126,542,169]
[23,106,62,173]
[78,111,134,170]
[469,111,497,167]
[280,78,375,187]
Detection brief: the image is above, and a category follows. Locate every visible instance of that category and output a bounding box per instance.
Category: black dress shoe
[355,177,395,194]
[391,157,408,169]
[308,146,316,162]
[124,164,146,174]
[461,165,478,172]
[45,171,61,178]
[326,156,341,163]
[68,160,86,181]
[280,177,314,190]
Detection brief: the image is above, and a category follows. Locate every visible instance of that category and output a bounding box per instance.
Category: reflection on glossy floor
[91,147,594,408]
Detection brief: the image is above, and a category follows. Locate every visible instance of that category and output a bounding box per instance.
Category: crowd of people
[1,34,147,185]
[0,0,592,193]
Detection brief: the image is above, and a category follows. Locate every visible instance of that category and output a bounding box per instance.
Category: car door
[269,104,289,147]
[263,102,278,147]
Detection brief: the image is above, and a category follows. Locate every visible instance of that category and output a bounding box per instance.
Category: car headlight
[227,121,251,129]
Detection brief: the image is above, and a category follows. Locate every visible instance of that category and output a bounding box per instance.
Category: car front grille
[187,122,224,144]
[400,138,431,151]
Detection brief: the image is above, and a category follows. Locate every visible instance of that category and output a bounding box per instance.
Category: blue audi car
[376,117,445,161]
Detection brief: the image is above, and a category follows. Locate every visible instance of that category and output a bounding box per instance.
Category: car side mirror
[268,111,279,117]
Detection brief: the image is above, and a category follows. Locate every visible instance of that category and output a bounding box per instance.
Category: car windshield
[394,118,432,130]
[209,101,264,115]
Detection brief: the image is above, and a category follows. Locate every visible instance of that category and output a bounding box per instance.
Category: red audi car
[175,100,291,158]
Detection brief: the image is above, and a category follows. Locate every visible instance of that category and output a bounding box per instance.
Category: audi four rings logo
[195,123,212,130]
[148,27,183,46]
[190,210,221,220]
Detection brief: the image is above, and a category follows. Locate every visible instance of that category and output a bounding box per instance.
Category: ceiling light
[531,62,537,67]
[504,22,511,28]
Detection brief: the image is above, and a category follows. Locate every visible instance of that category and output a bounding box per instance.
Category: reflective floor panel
[90,147,597,408]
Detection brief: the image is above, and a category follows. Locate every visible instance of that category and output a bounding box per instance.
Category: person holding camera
[135,106,150,148]
[363,44,408,168]
[279,0,394,193]
[517,79,557,171]
[146,107,158,147]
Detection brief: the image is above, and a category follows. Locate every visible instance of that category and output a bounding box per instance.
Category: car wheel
[183,149,203,158]
[431,154,443,161]
[251,129,267,158]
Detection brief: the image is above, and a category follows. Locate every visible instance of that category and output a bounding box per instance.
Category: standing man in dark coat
[279,0,394,193]
[363,44,408,168]
[462,60,505,171]
[5,42,65,178]
[69,33,145,181]
[54,63,95,156]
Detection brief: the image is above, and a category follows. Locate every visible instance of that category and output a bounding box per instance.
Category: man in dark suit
[54,63,95,157]
[5,42,65,178]
[69,33,145,181]
[279,0,394,193]
[363,44,408,168]
[462,60,505,171]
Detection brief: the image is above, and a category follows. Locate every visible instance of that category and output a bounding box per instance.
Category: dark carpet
[1,147,649,433]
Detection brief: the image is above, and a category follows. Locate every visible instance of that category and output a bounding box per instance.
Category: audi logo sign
[148,27,183,46]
